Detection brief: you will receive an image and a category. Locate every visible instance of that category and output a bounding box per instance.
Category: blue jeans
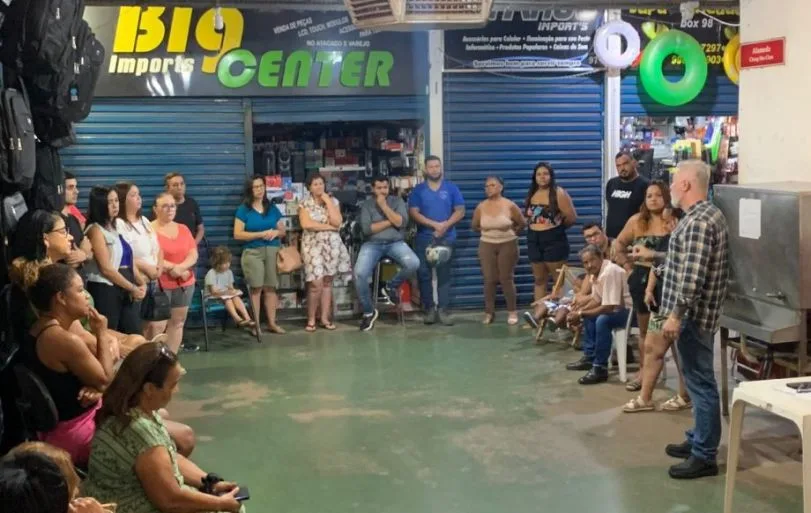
[677,319,720,462]
[353,240,420,315]
[415,237,453,311]
[582,309,630,368]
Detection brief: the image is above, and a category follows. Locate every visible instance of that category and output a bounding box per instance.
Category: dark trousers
[582,309,630,368]
[415,238,453,311]
[678,319,721,462]
[87,281,141,335]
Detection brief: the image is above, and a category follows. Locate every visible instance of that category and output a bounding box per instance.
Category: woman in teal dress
[83,342,245,513]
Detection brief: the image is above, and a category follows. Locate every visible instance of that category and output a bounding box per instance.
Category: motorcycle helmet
[425,243,452,267]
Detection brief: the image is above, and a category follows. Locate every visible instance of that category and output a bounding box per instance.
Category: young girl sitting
[205,246,256,333]
[524,273,586,331]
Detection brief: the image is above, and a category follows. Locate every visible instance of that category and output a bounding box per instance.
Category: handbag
[141,281,172,321]
[277,243,302,274]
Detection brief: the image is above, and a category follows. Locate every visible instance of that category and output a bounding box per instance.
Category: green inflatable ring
[640,29,708,107]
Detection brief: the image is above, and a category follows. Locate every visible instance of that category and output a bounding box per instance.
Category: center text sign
[84,7,428,97]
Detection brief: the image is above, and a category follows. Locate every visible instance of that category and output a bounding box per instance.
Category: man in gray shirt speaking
[354,176,420,331]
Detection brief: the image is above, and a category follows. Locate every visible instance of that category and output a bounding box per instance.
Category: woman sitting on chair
[21,264,195,466]
[84,342,244,513]
[8,210,146,362]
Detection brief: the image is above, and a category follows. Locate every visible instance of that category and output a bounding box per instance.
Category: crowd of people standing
[0,149,731,513]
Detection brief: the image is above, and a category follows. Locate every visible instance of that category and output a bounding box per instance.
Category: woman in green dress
[83,342,244,513]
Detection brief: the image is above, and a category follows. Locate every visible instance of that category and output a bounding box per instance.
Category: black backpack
[63,19,104,123]
[26,20,102,124]
[0,85,36,192]
[31,110,76,148]
[26,144,64,211]
[0,0,85,75]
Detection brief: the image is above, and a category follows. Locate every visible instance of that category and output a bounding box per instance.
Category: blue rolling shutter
[621,72,739,116]
[252,96,428,124]
[61,97,248,276]
[443,74,604,309]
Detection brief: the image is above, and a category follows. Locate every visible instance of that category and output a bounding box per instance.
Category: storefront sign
[84,7,428,97]
[622,8,739,70]
[740,38,786,69]
[443,9,603,72]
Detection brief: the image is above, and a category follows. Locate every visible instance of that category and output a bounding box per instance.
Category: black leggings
[87,273,141,335]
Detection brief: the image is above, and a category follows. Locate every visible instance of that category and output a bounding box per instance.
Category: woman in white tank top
[116,182,165,339]
[471,176,526,325]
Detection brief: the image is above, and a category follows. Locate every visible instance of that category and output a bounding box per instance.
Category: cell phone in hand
[234,486,250,502]
[786,381,811,393]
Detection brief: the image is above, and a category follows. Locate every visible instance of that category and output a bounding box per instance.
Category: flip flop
[319,321,337,330]
[305,323,316,333]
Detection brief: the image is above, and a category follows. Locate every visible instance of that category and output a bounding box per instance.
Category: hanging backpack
[0,0,27,71]
[26,144,64,211]
[0,83,36,192]
[26,19,103,124]
[0,0,85,75]
[63,19,104,123]
[31,111,76,148]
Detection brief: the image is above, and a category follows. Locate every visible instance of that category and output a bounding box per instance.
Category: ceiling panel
[84,0,740,11]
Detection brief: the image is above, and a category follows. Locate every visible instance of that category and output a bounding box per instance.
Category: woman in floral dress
[298,173,351,332]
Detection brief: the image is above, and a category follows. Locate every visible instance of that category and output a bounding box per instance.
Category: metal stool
[371,257,405,326]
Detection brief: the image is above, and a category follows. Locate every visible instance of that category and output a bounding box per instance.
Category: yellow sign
[109,6,244,76]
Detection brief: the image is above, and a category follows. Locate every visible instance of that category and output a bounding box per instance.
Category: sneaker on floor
[522,311,539,330]
[180,343,200,353]
[424,309,439,325]
[668,455,719,480]
[382,284,400,306]
[665,440,693,459]
[360,310,379,331]
[438,309,454,326]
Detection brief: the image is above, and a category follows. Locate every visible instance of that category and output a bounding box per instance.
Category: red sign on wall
[740,38,786,69]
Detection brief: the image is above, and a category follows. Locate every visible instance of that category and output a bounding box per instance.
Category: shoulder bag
[141,280,172,321]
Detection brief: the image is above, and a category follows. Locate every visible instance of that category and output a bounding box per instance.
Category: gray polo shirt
[360,196,409,242]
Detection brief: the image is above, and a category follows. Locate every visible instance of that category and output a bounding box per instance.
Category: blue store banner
[84,6,428,97]
[443,8,603,72]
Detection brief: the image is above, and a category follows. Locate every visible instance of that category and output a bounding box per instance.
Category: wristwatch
[200,473,223,494]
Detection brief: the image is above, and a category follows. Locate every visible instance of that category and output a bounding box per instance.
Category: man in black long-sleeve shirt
[605,152,648,239]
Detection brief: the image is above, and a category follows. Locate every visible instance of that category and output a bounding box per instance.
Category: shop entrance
[251,117,426,320]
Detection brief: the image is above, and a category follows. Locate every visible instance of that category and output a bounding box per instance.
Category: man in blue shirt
[408,155,465,325]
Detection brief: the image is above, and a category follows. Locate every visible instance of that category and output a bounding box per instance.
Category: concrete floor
[171,314,804,513]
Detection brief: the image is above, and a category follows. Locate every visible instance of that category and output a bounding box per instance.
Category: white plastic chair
[610,308,637,383]
[724,378,811,513]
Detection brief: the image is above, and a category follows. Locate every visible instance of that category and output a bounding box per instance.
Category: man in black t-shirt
[605,152,648,239]
[61,172,91,275]
[164,172,205,244]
